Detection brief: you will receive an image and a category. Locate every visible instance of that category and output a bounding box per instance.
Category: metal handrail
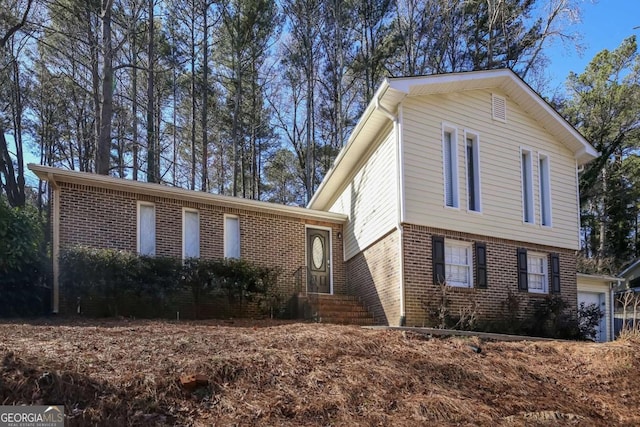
[292,264,320,321]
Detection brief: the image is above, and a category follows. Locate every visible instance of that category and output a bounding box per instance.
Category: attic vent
[492,94,507,122]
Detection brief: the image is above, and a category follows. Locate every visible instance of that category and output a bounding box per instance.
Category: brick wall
[346,230,401,325]
[56,182,345,316]
[402,224,577,327]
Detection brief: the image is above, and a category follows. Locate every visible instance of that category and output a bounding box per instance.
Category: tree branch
[0,0,34,49]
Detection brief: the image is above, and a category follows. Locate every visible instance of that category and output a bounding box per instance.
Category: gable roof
[29,164,347,224]
[308,68,599,210]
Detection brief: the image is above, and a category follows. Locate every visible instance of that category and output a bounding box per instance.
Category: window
[137,202,156,256]
[445,240,473,288]
[466,133,481,212]
[527,253,548,293]
[224,215,240,259]
[182,208,200,259]
[443,127,459,208]
[517,248,555,294]
[521,149,534,223]
[539,154,551,226]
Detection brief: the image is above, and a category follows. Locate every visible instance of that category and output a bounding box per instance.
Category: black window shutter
[550,253,561,293]
[476,242,487,288]
[517,248,528,291]
[432,236,446,285]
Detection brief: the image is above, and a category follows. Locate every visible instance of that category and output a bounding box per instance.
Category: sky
[543,0,640,93]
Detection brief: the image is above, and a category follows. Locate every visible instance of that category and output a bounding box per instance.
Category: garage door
[578,291,606,342]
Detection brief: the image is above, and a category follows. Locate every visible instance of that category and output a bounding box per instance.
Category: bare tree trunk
[172,60,178,186]
[231,57,242,197]
[146,0,157,183]
[201,0,209,192]
[96,0,115,175]
[131,24,139,181]
[190,2,197,191]
[0,130,24,207]
[90,13,101,173]
[598,166,608,266]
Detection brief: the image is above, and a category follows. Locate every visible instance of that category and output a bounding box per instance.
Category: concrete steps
[300,294,376,326]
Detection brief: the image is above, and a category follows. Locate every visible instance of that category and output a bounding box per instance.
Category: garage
[577,274,618,342]
[577,291,606,341]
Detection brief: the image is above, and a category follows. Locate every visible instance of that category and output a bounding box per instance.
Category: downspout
[48,172,60,314]
[375,94,407,326]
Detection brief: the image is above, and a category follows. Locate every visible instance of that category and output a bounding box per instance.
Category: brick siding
[346,230,401,325]
[56,182,345,316]
[403,224,577,327]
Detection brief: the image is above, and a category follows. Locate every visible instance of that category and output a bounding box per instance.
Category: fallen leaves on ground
[1,318,639,426]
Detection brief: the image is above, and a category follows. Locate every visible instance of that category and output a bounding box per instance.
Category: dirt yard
[1,319,639,426]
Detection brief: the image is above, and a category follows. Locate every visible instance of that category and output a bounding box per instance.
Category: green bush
[530,295,580,339]
[577,302,605,341]
[59,247,182,317]
[59,246,281,319]
[182,257,281,318]
[0,197,48,316]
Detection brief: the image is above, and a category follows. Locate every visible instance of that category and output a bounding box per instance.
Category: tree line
[2,0,640,272]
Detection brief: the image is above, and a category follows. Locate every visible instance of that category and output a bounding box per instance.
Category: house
[308,68,597,326]
[618,259,640,288]
[29,165,349,319]
[30,68,599,327]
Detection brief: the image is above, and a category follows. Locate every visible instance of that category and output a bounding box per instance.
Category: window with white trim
[224,215,240,259]
[466,133,481,212]
[182,208,200,259]
[539,154,552,226]
[527,253,548,293]
[443,128,459,208]
[521,149,534,223]
[445,240,473,288]
[137,202,156,256]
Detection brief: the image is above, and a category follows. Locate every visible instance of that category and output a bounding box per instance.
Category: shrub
[419,280,478,330]
[530,295,580,339]
[0,197,47,316]
[59,247,182,317]
[577,302,605,341]
[59,246,282,319]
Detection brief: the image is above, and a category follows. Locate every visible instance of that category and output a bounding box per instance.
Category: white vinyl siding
[527,253,547,294]
[445,240,473,288]
[137,202,156,256]
[182,208,200,259]
[442,126,459,208]
[539,154,552,226]
[521,149,534,224]
[224,215,240,259]
[402,89,580,250]
[329,128,397,260]
[465,132,481,212]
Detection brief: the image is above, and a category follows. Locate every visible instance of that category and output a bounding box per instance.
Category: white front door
[578,291,606,342]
